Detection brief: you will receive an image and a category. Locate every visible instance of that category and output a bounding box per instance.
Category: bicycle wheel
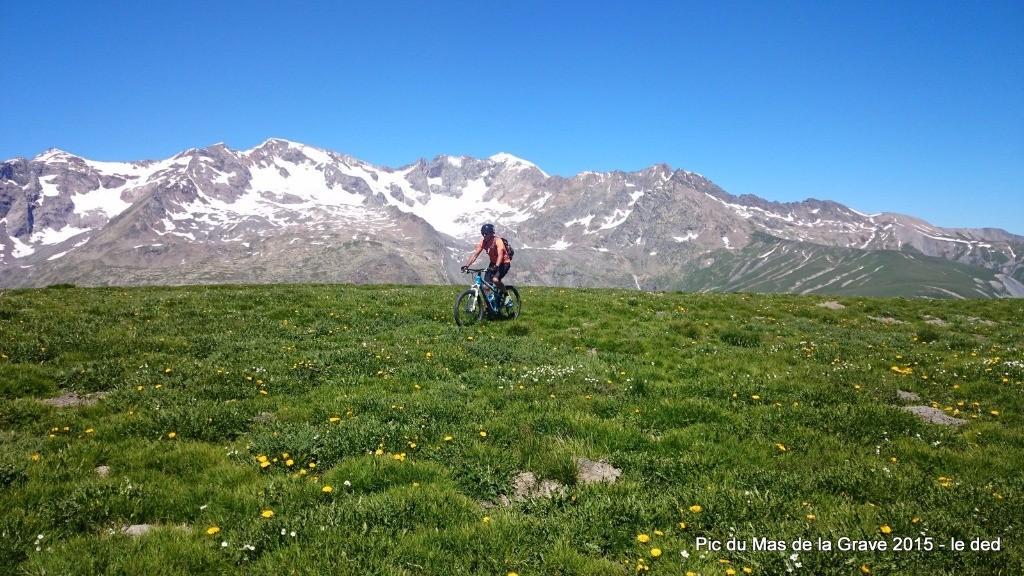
[496,286,521,320]
[454,289,484,326]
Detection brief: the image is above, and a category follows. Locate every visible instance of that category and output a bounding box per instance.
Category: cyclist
[461,222,511,304]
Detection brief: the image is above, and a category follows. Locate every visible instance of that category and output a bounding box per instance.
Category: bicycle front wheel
[454,289,484,326]
[496,286,521,320]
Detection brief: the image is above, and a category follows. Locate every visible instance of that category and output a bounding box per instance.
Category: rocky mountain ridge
[2,139,1022,298]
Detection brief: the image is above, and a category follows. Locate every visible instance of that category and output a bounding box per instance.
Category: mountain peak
[33,148,80,162]
[489,152,547,177]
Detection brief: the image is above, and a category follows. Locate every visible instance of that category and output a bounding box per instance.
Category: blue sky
[4,1,1022,234]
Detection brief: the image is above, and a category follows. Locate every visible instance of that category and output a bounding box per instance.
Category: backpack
[500,237,515,261]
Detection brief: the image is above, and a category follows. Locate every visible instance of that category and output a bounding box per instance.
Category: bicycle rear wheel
[496,286,521,320]
[454,289,484,326]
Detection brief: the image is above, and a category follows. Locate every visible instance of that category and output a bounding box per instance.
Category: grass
[0,284,1022,575]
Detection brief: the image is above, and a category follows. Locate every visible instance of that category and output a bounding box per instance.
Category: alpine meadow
[1,283,1022,575]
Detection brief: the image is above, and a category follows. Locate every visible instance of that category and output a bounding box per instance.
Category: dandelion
[482,516,491,523]
[261,510,274,518]
[168,432,177,439]
[861,566,871,574]
[880,525,892,534]
[689,505,703,513]
[444,435,453,442]
[776,443,787,452]
[206,526,221,535]
[650,548,662,557]
[479,431,488,438]
[31,453,40,461]
[637,534,651,543]
[329,417,341,423]
[322,485,333,493]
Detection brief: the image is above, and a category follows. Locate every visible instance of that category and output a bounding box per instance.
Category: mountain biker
[462,223,511,303]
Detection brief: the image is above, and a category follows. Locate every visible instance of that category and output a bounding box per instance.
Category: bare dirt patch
[869,316,903,325]
[503,458,623,505]
[40,391,105,408]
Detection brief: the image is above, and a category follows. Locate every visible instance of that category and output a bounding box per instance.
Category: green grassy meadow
[1,284,1021,575]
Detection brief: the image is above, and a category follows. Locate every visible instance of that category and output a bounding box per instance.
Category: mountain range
[2,138,1022,298]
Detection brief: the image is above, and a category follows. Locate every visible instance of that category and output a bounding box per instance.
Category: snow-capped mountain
[2,139,1022,298]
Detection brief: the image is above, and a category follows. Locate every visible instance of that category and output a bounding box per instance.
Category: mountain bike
[454,268,521,326]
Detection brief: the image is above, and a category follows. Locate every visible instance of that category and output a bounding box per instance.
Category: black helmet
[481,223,495,236]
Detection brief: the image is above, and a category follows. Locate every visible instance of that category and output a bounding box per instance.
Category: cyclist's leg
[493,264,510,295]
[483,267,497,297]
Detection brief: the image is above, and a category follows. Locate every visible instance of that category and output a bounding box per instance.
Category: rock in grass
[897,389,921,402]
[903,406,967,427]
[122,524,157,537]
[576,457,622,484]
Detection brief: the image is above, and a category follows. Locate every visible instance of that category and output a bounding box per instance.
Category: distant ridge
[2,140,1022,297]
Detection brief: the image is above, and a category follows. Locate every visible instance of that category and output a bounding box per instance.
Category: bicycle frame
[468,269,501,312]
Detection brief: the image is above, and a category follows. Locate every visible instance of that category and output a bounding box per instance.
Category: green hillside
[667,234,1014,299]
[1,284,1021,575]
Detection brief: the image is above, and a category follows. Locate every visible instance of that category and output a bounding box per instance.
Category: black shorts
[485,263,511,284]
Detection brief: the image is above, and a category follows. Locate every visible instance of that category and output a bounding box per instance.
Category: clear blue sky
[3,1,1022,234]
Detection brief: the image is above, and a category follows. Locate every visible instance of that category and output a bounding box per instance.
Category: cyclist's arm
[465,241,484,267]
